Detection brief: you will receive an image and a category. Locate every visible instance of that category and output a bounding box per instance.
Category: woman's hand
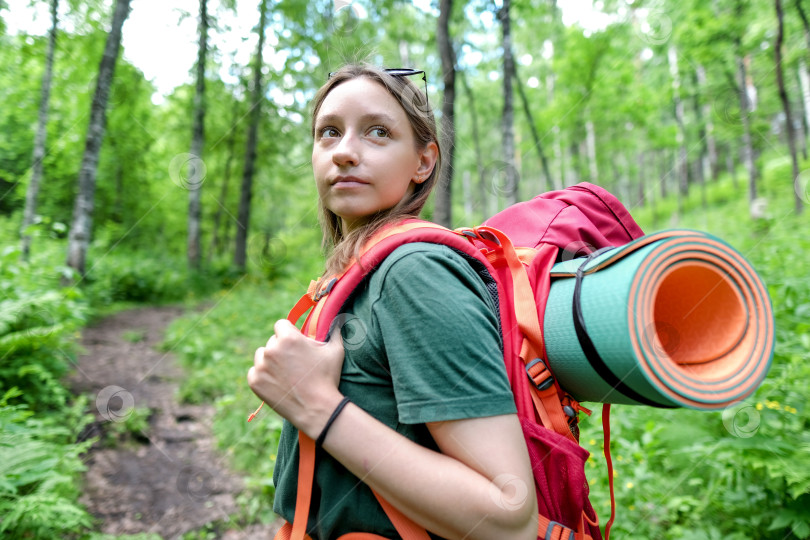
[247,319,345,438]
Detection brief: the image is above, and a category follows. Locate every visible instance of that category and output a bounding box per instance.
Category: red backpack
[269,182,644,540]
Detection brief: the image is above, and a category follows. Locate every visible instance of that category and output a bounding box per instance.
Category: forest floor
[68,305,281,540]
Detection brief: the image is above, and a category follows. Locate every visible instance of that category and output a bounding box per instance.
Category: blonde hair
[312,63,441,278]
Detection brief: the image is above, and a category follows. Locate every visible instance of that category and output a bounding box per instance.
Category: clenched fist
[247,319,346,437]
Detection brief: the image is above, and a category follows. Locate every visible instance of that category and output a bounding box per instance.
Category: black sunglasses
[328,68,429,110]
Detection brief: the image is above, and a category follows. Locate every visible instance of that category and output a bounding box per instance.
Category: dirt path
[68,305,280,540]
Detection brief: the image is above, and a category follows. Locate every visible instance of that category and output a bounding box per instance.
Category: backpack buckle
[525,358,554,391]
[313,277,337,301]
[544,521,574,540]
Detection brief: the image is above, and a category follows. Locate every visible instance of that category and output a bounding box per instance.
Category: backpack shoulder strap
[305,219,493,341]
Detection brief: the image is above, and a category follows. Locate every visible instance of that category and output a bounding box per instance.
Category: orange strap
[275,521,393,540]
[538,514,594,540]
[372,492,432,540]
[602,404,615,540]
[481,226,577,443]
[290,432,317,540]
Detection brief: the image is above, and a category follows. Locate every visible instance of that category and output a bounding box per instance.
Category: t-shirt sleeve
[369,243,517,424]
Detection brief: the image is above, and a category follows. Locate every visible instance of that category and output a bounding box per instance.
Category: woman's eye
[369,126,389,138]
[319,127,339,138]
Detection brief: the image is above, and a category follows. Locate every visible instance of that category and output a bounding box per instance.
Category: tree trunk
[775,0,804,213]
[570,141,583,184]
[728,146,739,190]
[21,0,58,261]
[798,60,810,156]
[462,170,473,218]
[435,0,455,227]
[696,64,719,180]
[458,70,488,218]
[66,0,131,276]
[585,117,598,183]
[737,51,758,205]
[796,0,810,155]
[546,62,564,189]
[796,0,810,50]
[690,70,707,209]
[667,46,689,197]
[398,39,410,68]
[513,66,552,192]
[210,105,239,261]
[234,0,268,270]
[498,0,519,205]
[188,0,208,268]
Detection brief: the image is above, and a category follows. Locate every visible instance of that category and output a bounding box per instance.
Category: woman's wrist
[296,391,346,440]
[316,396,352,446]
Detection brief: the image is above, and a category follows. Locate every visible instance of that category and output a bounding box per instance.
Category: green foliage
[0,389,94,538]
[0,233,87,412]
[84,534,162,540]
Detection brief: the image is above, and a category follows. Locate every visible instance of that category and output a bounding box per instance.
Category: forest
[1,0,809,538]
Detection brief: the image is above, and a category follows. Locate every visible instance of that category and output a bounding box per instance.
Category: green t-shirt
[272,243,517,539]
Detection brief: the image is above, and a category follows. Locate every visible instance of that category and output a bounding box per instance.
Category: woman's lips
[331,175,369,187]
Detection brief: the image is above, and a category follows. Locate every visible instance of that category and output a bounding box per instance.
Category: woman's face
[312,77,437,232]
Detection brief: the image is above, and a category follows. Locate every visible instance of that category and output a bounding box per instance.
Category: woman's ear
[415,141,439,183]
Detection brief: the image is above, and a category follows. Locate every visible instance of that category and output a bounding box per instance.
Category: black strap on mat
[572,248,674,408]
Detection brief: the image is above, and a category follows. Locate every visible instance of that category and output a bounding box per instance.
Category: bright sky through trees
[3,0,609,102]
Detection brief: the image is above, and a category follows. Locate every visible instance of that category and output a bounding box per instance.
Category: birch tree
[21,0,58,260]
[435,0,455,227]
[187,0,208,268]
[66,0,132,276]
[498,0,518,205]
[775,0,803,213]
[235,0,268,270]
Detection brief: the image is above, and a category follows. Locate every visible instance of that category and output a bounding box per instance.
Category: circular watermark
[722,401,760,438]
[646,321,681,357]
[795,169,810,205]
[559,240,597,263]
[635,9,673,45]
[712,93,741,125]
[484,160,520,197]
[176,466,216,502]
[749,197,769,220]
[330,0,364,34]
[489,473,530,512]
[247,234,288,270]
[331,313,368,351]
[29,307,59,339]
[168,153,206,191]
[86,75,125,107]
[396,80,433,124]
[10,305,59,339]
[96,385,135,423]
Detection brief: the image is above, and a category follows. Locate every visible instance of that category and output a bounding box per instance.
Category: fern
[0,398,94,537]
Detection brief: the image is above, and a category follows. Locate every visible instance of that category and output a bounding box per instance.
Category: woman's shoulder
[368,241,494,308]
[377,241,479,281]
[381,241,472,266]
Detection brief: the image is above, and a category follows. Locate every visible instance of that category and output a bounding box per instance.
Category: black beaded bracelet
[315,396,351,446]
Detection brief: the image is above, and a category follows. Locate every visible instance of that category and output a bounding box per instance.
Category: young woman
[247,63,538,540]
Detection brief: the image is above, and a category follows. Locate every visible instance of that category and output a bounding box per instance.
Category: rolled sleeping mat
[543,229,774,410]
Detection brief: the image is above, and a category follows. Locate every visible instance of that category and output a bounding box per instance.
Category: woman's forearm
[318,402,538,540]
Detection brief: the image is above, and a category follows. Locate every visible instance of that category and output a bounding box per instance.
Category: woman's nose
[332,133,359,167]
